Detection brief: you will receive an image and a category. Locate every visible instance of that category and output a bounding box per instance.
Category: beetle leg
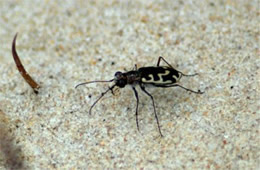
[132,87,140,132]
[140,84,163,137]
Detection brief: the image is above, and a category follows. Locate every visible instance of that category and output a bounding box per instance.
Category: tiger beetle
[76,57,204,137]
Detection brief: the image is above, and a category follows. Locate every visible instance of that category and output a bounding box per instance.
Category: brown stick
[12,33,40,94]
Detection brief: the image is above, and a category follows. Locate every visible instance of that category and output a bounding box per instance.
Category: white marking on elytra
[172,74,179,82]
[142,69,172,84]
[173,72,182,82]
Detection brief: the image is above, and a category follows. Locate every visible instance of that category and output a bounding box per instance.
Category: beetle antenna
[89,84,116,114]
[75,79,114,89]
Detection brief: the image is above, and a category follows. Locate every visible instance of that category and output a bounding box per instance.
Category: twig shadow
[0,110,25,169]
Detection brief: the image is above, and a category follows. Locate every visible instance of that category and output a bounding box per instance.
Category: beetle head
[114,71,127,88]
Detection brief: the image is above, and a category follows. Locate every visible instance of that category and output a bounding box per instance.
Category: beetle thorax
[114,71,140,88]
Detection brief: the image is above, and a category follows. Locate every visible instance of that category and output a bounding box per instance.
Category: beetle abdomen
[138,66,181,85]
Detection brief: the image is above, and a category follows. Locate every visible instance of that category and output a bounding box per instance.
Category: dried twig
[12,33,40,94]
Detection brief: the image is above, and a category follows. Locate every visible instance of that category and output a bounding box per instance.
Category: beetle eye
[117,79,126,88]
[115,71,122,77]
